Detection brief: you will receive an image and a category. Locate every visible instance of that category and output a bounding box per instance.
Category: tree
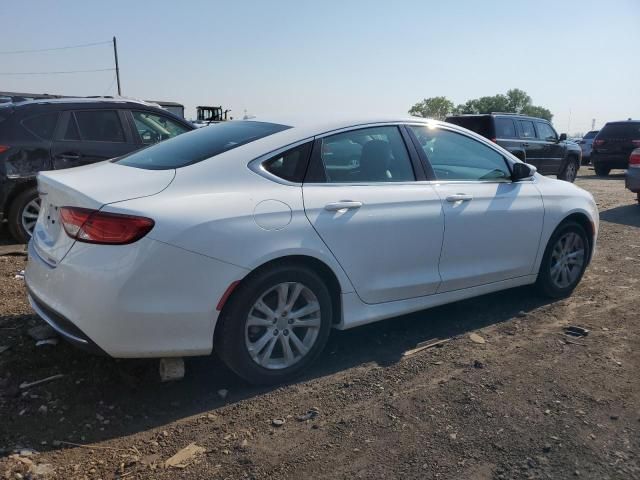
[410,89,553,121]
[408,96,454,120]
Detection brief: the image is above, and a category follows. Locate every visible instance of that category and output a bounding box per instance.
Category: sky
[1,0,639,135]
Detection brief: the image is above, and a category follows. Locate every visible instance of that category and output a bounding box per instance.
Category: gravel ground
[0,170,639,480]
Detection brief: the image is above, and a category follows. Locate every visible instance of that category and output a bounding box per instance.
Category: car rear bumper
[592,153,629,169]
[25,237,249,358]
[626,168,640,193]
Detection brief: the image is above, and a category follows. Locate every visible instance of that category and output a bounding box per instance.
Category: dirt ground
[0,170,638,480]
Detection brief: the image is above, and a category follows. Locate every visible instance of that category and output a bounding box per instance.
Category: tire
[215,264,333,385]
[536,221,590,298]
[594,164,610,177]
[7,186,40,244]
[557,158,578,182]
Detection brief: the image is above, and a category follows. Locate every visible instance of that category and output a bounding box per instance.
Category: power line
[0,68,115,76]
[0,40,111,55]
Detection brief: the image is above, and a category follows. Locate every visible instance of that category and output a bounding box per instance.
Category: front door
[303,125,444,304]
[517,119,545,171]
[407,124,544,292]
[535,121,564,174]
[51,110,137,169]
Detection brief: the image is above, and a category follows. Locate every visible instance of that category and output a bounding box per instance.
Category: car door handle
[324,201,363,211]
[445,194,473,202]
[57,152,80,160]
[521,143,530,147]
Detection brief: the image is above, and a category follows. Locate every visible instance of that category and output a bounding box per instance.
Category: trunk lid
[32,161,174,266]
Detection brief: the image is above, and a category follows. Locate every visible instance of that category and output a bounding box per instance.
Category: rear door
[535,121,563,173]
[303,124,444,304]
[51,109,138,169]
[493,117,522,158]
[517,119,545,170]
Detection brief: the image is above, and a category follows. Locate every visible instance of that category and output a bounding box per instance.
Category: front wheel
[7,187,40,243]
[215,264,333,385]
[536,221,590,298]
[557,158,578,182]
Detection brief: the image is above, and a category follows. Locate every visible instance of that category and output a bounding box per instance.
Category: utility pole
[113,36,121,96]
[592,118,596,130]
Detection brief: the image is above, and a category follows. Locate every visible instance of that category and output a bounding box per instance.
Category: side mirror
[512,162,537,181]
[559,133,567,141]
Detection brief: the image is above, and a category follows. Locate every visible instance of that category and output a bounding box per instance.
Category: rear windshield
[117,121,291,170]
[598,122,640,140]
[444,116,494,139]
[583,130,599,139]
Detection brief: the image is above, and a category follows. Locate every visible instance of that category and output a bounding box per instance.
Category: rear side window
[598,122,640,140]
[318,126,415,183]
[444,116,493,138]
[132,111,190,145]
[22,112,59,140]
[494,118,517,139]
[583,130,598,139]
[75,110,125,142]
[262,142,312,183]
[117,121,291,170]
[519,120,536,138]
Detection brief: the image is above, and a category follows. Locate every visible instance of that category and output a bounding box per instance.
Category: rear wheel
[557,158,578,182]
[536,221,590,298]
[7,187,40,243]
[215,264,333,385]
[594,164,610,177]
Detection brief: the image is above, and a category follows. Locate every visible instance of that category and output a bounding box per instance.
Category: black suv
[591,120,640,176]
[0,98,194,242]
[445,113,581,182]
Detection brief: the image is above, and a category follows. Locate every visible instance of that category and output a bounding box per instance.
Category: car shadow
[600,203,640,228]
[576,172,626,181]
[0,285,553,456]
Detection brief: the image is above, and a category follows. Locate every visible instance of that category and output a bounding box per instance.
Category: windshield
[116,121,291,170]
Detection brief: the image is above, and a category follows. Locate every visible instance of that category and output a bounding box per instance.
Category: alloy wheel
[245,282,322,370]
[21,197,41,237]
[549,232,585,289]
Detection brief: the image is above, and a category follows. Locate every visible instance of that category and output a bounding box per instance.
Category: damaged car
[0,98,194,242]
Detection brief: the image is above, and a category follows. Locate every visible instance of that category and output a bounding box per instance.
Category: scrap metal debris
[164,443,206,468]
[403,338,451,357]
[14,269,25,279]
[19,374,65,390]
[564,325,590,338]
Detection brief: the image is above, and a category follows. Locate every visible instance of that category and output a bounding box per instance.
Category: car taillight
[632,140,640,147]
[593,139,605,146]
[0,145,10,154]
[630,149,640,168]
[59,207,154,245]
[489,138,497,143]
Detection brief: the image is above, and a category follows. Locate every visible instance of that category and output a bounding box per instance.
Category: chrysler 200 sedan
[25,118,599,384]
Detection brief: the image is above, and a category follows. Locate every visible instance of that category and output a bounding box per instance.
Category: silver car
[626,148,640,203]
[578,130,599,164]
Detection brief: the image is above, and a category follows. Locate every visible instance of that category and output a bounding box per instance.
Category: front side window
[536,122,557,141]
[495,118,517,139]
[409,126,511,181]
[519,120,536,139]
[22,112,59,140]
[117,121,291,170]
[262,142,312,182]
[74,110,125,142]
[319,126,415,183]
[132,111,189,145]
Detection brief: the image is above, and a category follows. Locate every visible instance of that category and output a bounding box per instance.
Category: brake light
[632,140,640,147]
[59,207,154,245]
[630,149,640,168]
[0,145,9,154]
[593,139,605,146]
[490,138,497,143]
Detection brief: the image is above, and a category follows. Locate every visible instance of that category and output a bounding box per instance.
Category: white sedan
[25,118,598,384]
